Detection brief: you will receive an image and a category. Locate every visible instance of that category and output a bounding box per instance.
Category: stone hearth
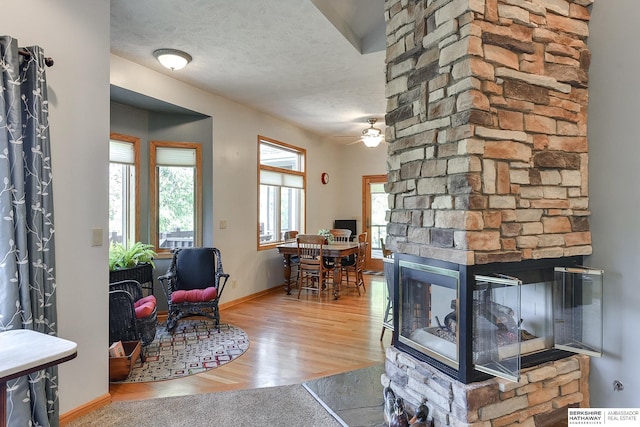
[383,347,589,426]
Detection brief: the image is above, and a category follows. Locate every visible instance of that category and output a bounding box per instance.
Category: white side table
[0,329,77,427]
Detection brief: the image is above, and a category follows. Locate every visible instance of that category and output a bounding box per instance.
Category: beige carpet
[65,384,341,426]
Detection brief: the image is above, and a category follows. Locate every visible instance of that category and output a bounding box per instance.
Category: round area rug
[113,319,249,383]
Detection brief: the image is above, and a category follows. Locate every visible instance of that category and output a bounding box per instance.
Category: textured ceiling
[110,0,387,142]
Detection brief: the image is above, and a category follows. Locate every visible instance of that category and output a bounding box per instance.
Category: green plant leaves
[109,241,157,271]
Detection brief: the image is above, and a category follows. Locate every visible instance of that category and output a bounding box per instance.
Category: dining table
[276,240,359,299]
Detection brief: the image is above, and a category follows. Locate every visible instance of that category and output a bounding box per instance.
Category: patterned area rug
[113,319,249,383]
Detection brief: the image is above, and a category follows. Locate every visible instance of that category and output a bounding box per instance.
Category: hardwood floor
[109,274,392,402]
[107,275,570,427]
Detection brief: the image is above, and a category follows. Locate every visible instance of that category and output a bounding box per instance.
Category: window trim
[257,135,306,250]
[109,132,141,245]
[150,140,203,256]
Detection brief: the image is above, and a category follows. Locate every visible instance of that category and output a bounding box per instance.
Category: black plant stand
[109,263,154,296]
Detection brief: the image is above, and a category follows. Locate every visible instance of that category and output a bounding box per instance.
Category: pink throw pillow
[134,301,156,318]
[134,295,157,308]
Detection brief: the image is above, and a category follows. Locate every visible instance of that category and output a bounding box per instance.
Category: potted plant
[109,242,157,294]
[109,241,157,271]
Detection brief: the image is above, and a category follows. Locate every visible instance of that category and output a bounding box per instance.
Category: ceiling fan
[360,118,384,147]
[336,118,385,147]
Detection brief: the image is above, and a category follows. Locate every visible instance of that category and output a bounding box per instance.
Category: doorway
[362,174,388,271]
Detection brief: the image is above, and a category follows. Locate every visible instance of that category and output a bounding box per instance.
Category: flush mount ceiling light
[361,118,383,148]
[153,48,192,71]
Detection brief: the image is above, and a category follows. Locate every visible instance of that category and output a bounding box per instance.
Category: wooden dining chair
[330,229,351,242]
[283,231,300,287]
[380,237,393,258]
[343,233,367,295]
[296,234,331,299]
[325,228,353,271]
[284,230,298,240]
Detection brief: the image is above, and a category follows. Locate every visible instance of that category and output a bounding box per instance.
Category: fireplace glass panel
[398,260,460,368]
[553,267,603,357]
[473,274,522,382]
[393,254,603,383]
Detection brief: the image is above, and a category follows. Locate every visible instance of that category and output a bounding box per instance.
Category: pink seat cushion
[171,287,218,304]
[134,295,157,319]
[135,295,157,307]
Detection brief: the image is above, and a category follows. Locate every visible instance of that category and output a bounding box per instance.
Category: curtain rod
[18,49,54,67]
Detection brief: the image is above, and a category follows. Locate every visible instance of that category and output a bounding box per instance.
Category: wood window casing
[109,132,141,246]
[150,140,202,257]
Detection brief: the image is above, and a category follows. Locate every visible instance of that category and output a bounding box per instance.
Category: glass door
[473,274,522,382]
[553,267,603,357]
[362,175,388,271]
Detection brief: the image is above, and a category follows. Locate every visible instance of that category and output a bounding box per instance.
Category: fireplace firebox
[393,253,603,384]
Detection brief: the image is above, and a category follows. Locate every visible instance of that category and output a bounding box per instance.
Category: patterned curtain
[0,36,59,427]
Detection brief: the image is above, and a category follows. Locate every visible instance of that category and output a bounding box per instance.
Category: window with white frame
[109,134,140,247]
[258,136,305,248]
[150,141,202,254]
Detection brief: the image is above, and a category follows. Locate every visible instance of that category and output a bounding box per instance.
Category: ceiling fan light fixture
[153,48,192,71]
[362,134,382,147]
[361,118,382,148]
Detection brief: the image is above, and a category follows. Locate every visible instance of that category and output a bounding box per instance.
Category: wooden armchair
[159,247,230,331]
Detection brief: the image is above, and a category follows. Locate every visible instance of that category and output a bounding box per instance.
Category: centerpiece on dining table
[317,229,334,244]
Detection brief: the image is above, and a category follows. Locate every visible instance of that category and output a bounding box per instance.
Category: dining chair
[283,231,300,287]
[296,234,331,299]
[325,228,353,271]
[381,256,394,341]
[343,233,367,295]
[284,230,298,240]
[330,229,351,242]
[380,238,393,258]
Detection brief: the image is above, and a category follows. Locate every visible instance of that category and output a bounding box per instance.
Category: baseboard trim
[155,285,287,319]
[60,287,286,424]
[219,285,286,310]
[60,393,111,425]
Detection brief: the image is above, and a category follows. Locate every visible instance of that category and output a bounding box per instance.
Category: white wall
[587,0,640,407]
[110,55,387,298]
[4,0,111,414]
[336,143,388,232]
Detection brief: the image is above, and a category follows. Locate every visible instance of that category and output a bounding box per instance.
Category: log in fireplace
[392,253,602,384]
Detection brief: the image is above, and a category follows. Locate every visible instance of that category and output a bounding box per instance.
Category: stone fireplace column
[384,0,594,266]
[383,0,597,424]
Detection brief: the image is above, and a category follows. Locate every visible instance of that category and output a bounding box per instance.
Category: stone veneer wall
[384,0,595,266]
[383,346,590,426]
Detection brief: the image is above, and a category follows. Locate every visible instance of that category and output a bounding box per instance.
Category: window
[109,133,140,247]
[258,136,306,249]
[150,141,202,254]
